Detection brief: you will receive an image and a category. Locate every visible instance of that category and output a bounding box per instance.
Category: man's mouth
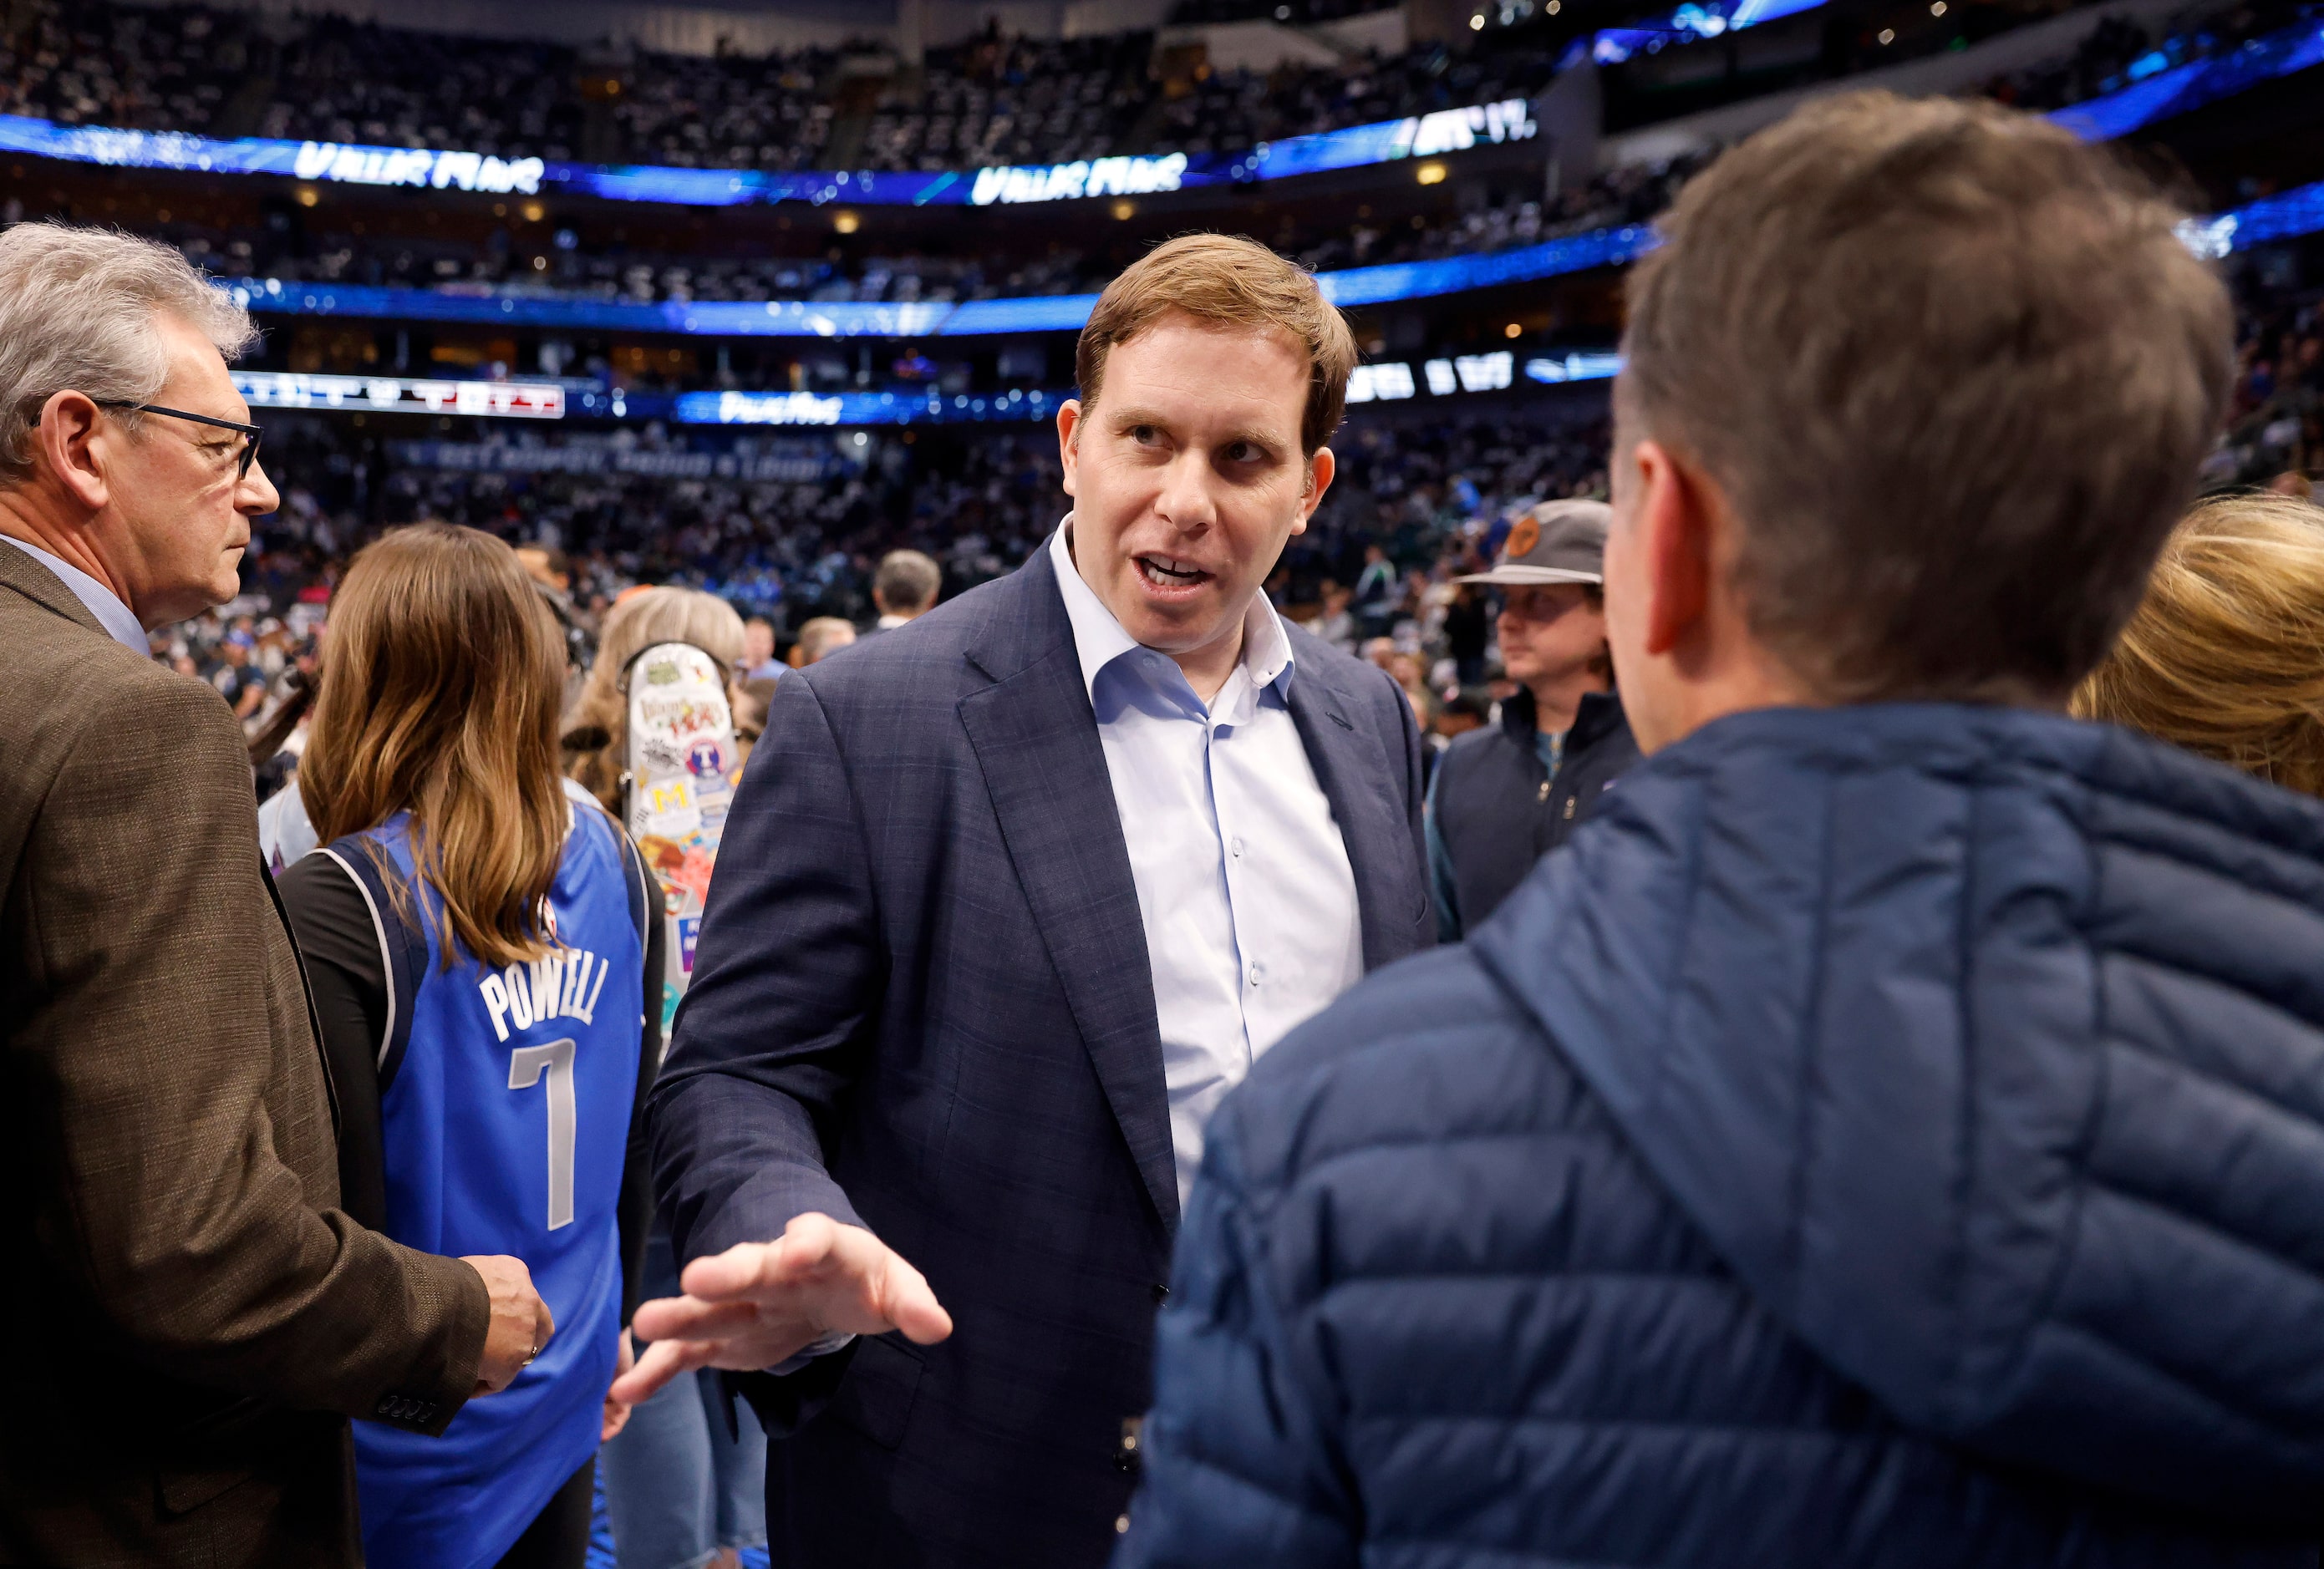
[1135,554,1211,591]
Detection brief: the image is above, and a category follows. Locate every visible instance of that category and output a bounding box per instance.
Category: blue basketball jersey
[323,799,645,1569]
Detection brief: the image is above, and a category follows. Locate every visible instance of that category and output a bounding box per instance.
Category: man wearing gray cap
[1423,499,1639,940]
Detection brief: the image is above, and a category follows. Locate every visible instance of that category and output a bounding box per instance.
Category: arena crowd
[6,84,2324,1569]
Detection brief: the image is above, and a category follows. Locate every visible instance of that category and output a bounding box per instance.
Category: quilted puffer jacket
[1116,703,2324,1568]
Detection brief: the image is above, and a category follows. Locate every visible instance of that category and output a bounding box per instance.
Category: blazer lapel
[0,536,111,640]
[955,551,1178,1232]
[1287,663,1418,972]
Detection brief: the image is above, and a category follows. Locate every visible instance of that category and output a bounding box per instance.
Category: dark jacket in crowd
[0,543,487,1567]
[1429,685,1638,939]
[1118,703,2324,1568]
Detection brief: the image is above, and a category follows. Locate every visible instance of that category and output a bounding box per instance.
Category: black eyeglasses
[95,401,263,480]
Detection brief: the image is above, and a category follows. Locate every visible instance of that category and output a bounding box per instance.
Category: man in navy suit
[615,234,1433,1567]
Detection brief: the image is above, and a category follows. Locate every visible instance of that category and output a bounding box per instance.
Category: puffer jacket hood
[1468,703,2324,1531]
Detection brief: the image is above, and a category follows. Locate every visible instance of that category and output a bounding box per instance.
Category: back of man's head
[873,549,942,617]
[1619,91,2232,705]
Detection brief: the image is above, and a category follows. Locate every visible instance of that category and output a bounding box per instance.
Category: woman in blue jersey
[278,523,659,1569]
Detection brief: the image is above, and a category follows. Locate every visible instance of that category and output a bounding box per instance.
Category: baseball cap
[1457,500,1610,586]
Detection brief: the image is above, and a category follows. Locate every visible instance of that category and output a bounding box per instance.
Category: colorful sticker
[685,738,728,778]
[678,916,701,973]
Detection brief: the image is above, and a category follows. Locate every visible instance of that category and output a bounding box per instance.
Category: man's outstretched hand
[609,1213,951,1406]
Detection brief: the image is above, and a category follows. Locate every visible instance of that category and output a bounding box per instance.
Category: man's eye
[1130,425,1160,444]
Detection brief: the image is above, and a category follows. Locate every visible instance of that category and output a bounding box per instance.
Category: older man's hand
[609,1213,952,1405]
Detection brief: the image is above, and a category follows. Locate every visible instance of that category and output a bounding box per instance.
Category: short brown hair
[1076,233,1358,455]
[301,524,569,970]
[2074,493,2324,798]
[1620,91,2233,703]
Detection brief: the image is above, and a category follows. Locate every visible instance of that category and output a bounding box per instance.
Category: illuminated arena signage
[969,153,1190,206]
[0,91,1533,210]
[233,372,566,417]
[290,142,547,195]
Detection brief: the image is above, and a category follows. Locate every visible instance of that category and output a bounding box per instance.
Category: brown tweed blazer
[0,541,489,1568]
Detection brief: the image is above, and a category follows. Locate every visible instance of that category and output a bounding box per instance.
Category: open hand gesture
[609,1213,951,1406]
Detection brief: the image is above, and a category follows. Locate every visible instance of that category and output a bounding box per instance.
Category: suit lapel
[1287,662,1416,972]
[956,552,1178,1231]
[0,535,111,640]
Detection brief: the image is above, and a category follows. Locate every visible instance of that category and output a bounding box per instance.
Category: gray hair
[0,222,259,485]
[873,548,942,613]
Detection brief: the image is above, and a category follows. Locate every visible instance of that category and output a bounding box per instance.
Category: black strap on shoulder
[316,839,426,1094]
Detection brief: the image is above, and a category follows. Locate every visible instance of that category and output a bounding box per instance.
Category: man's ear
[1292,445,1335,536]
[1055,401,1082,498]
[1633,438,1714,659]
[36,390,111,513]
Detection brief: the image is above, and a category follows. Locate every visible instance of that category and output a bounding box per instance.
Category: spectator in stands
[620,233,1430,1569]
[277,523,656,1569]
[2075,491,2324,796]
[1118,92,2324,1568]
[565,586,748,815]
[206,626,270,720]
[1309,580,1356,652]
[518,540,596,683]
[868,547,943,631]
[0,221,546,1565]
[790,613,857,665]
[1424,500,1638,941]
[1351,540,1397,633]
[740,616,783,682]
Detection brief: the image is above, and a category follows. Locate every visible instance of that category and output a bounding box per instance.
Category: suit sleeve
[648,668,875,1269]
[1113,1094,1360,1569]
[24,677,486,1431]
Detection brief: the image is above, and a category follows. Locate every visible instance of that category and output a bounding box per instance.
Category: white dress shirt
[1049,520,1363,1208]
[2,534,148,655]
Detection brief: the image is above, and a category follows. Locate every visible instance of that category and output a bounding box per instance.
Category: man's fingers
[631,1295,764,1343]
[878,1257,954,1345]
[609,1336,710,1406]
[682,1214,847,1302]
[531,1293,557,1350]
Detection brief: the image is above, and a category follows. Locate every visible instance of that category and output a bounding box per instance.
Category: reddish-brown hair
[1076,232,1358,455]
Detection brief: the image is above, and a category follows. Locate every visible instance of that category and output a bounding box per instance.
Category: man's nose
[1154,452,1218,533]
[238,460,282,515]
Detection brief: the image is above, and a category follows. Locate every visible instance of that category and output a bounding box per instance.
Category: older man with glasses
[0,222,547,1567]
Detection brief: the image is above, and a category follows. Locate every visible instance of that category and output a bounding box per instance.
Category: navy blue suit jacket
[649,544,1432,1568]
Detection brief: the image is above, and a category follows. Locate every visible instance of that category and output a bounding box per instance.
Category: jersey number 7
[509,1038,578,1230]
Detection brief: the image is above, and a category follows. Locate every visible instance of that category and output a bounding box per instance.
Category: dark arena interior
[5,0,2324,1563]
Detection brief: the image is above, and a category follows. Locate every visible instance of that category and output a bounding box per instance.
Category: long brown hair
[300,522,569,968]
[2074,492,2324,799]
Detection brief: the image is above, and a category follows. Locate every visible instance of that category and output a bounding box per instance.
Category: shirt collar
[1047,517,1296,706]
[1,534,148,656]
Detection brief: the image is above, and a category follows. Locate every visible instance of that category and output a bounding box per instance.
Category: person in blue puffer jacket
[1116,90,2324,1568]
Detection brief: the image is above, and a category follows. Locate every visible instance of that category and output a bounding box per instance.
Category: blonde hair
[1076,233,1357,456]
[794,615,856,665]
[299,523,567,969]
[2073,492,2324,798]
[565,586,746,812]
